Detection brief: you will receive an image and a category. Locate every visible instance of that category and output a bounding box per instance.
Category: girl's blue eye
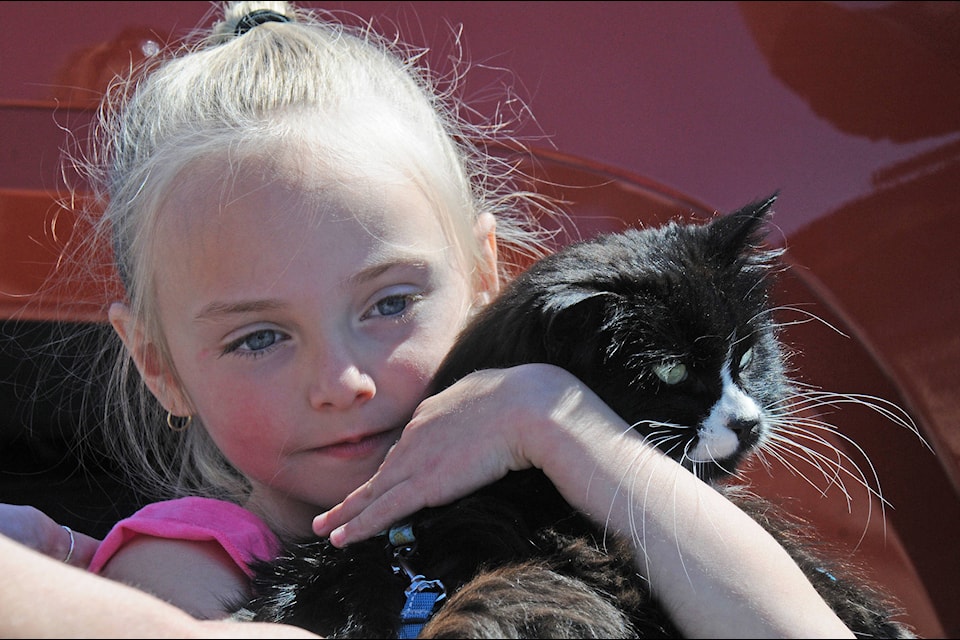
[244,330,279,351]
[370,294,413,318]
[224,329,285,356]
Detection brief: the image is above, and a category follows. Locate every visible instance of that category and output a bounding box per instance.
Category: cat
[236,194,914,638]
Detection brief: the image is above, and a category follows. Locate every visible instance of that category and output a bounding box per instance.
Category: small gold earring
[166,412,193,432]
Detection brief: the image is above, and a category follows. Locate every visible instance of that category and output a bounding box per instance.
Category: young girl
[17,1,855,636]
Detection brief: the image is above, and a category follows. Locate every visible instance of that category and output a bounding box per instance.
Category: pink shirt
[88,496,280,578]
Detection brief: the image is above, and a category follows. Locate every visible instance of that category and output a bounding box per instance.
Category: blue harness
[388,523,447,639]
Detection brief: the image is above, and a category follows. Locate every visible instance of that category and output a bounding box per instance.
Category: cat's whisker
[693,440,741,480]
[764,442,880,552]
[660,440,701,588]
[626,453,660,569]
[784,421,886,506]
[768,304,851,336]
[617,437,685,583]
[786,390,925,445]
[631,421,690,458]
[769,387,925,509]
[746,445,778,477]
[754,435,852,506]
[603,419,687,558]
[590,425,636,554]
[626,417,711,482]
[764,390,925,501]
[617,422,711,586]
[762,419,890,548]
[748,303,789,328]
[749,446,819,495]
[605,451,643,553]
[762,430,858,504]
[767,415,883,499]
[756,437,882,551]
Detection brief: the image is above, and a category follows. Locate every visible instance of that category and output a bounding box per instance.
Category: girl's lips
[315,428,399,460]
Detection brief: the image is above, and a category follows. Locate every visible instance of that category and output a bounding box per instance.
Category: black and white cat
[237,194,914,638]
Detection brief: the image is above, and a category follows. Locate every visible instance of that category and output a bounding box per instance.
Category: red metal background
[1,3,957,636]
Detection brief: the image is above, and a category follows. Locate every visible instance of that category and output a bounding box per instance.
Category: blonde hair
[70,1,558,507]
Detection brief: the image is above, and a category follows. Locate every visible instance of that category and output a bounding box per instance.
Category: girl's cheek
[202,389,277,449]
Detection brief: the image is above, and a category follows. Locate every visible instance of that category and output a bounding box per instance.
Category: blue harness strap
[396,574,447,639]
[389,523,447,639]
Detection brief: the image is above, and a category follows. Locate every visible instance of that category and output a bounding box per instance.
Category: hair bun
[207,2,297,44]
[234,9,292,36]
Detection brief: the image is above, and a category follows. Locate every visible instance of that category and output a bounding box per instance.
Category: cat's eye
[653,361,688,385]
[739,347,754,370]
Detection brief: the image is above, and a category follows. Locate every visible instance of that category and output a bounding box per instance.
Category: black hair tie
[235,9,292,36]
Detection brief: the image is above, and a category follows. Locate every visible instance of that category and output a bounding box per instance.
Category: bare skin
[0,504,99,569]
[0,533,319,639]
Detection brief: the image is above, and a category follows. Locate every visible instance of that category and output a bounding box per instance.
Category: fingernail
[311,518,326,536]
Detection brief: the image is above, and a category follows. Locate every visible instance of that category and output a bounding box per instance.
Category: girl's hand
[313,363,609,546]
[0,504,100,568]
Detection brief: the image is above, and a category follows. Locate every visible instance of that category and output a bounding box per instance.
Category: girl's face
[139,155,492,535]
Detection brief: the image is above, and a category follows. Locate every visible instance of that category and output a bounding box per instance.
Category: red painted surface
[2,2,957,637]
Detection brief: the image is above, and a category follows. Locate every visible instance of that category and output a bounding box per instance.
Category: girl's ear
[108,302,193,416]
[473,212,500,306]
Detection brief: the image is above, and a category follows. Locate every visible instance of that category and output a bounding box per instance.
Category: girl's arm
[97,536,251,620]
[315,363,855,639]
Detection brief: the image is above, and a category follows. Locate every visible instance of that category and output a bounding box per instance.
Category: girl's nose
[307,350,376,410]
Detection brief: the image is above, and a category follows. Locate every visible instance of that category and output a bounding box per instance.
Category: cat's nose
[728,417,759,441]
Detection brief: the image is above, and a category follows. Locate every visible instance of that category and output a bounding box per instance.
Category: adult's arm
[0,503,99,568]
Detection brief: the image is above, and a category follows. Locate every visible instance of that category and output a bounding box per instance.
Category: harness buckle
[390,525,447,639]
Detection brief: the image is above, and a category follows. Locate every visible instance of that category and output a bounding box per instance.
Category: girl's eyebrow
[194,260,431,322]
[194,299,285,322]
[345,258,430,288]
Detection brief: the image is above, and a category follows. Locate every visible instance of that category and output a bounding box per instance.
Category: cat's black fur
[237,194,913,638]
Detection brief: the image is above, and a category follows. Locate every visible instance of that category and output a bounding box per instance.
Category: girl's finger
[314,479,423,546]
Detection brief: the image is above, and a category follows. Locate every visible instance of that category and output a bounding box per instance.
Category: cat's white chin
[687,434,741,463]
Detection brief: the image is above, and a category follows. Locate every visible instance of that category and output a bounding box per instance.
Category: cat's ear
[543,290,615,347]
[707,192,778,263]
